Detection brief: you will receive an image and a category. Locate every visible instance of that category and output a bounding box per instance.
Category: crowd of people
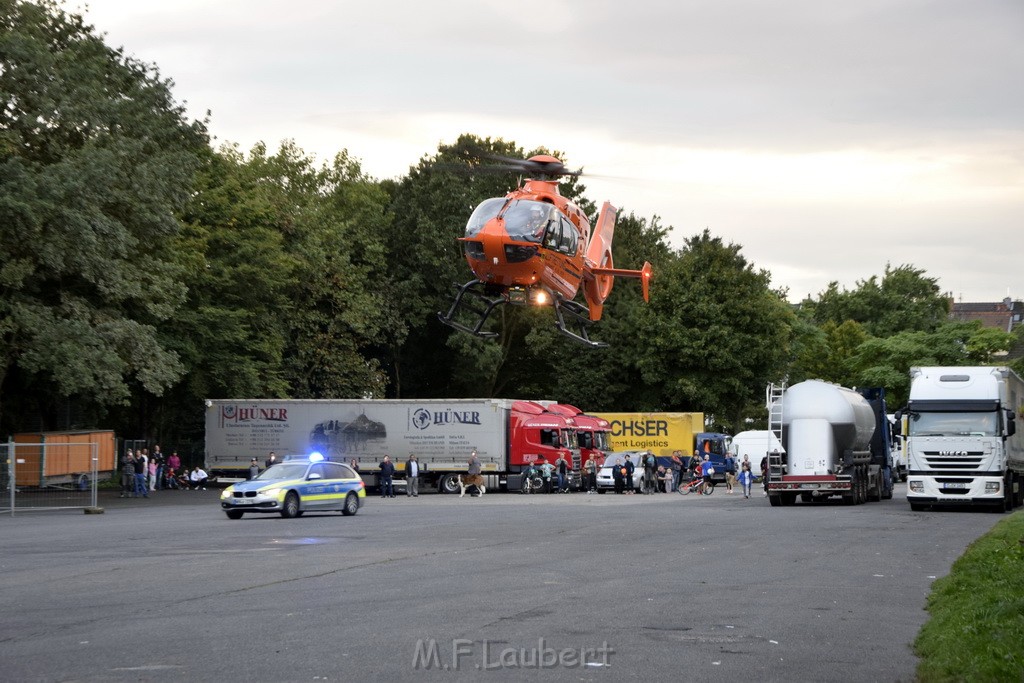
[118,446,208,498]
[116,445,766,501]
[361,447,766,499]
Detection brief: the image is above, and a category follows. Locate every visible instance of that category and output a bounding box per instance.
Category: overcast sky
[73,0,1023,303]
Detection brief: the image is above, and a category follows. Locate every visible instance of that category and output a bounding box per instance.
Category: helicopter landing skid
[437,280,503,338]
[438,280,608,348]
[552,296,609,349]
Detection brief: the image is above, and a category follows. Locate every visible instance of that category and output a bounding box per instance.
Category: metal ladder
[766,382,786,483]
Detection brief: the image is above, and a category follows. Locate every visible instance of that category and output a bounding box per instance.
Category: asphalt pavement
[0,483,1003,681]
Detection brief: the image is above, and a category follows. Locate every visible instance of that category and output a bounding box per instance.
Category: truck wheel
[225,510,244,520]
[280,491,300,518]
[781,493,796,506]
[842,486,856,505]
[342,492,359,516]
[438,474,460,494]
[868,476,881,502]
[768,494,782,507]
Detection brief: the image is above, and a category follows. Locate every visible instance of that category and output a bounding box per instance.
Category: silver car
[596,452,649,493]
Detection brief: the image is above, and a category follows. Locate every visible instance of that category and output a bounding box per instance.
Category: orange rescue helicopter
[437,154,652,348]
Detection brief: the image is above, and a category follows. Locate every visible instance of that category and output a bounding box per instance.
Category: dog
[456,473,486,498]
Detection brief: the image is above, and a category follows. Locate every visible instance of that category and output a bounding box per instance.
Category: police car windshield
[255,464,308,481]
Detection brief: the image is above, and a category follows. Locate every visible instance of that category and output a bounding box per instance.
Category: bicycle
[520,467,543,494]
[677,477,714,496]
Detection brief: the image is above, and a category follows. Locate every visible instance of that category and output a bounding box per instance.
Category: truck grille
[922,453,984,474]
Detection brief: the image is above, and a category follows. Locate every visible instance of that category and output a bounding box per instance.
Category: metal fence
[1,439,99,515]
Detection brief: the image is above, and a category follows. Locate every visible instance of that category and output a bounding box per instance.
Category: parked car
[596,451,671,493]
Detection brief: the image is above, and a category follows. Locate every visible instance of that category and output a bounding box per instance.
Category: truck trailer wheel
[438,474,460,494]
[768,494,782,507]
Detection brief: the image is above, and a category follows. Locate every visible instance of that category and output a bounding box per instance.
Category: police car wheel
[342,492,359,516]
[225,510,244,520]
[281,491,300,518]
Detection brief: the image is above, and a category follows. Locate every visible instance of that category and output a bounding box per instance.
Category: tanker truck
[766,380,894,506]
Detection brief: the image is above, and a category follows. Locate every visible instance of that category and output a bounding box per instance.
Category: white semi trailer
[766,380,894,506]
[900,366,1024,512]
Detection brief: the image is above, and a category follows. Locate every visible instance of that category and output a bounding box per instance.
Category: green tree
[847,321,1015,405]
[806,264,949,337]
[634,230,793,431]
[284,149,393,398]
[0,0,207,430]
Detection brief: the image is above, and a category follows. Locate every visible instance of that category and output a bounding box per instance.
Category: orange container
[12,431,116,486]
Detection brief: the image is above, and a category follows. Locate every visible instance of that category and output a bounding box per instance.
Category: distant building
[949,297,1023,334]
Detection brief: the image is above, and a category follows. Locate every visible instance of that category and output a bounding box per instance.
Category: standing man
[724,451,737,494]
[623,454,635,494]
[405,454,420,497]
[248,458,260,480]
[689,449,702,475]
[379,455,395,498]
[120,449,135,498]
[132,451,148,498]
[583,455,598,494]
[553,453,569,493]
[265,451,277,469]
[642,451,657,494]
[670,450,683,493]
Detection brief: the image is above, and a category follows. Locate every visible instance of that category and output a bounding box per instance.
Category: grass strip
[914,510,1024,682]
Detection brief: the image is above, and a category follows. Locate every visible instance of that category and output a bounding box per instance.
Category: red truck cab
[509,401,580,486]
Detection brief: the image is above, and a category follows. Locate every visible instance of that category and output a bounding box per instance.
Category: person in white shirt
[190,466,208,490]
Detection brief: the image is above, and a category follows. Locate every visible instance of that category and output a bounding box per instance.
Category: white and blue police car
[220,453,365,519]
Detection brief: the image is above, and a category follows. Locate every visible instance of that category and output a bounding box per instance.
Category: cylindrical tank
[776,380,876,476]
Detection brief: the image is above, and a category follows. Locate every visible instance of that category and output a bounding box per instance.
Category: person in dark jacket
[379,455,396,498]
[623,454,636,494]
[612,459,624,494]
[132,452,148,499]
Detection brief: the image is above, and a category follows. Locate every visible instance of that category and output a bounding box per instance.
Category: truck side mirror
[1007,410,1016,437]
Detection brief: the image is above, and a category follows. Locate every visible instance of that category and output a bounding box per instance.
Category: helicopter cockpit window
[499,200,554,244]
[544,220,563,250]
[558,216,577,254]
[465,197,507,237]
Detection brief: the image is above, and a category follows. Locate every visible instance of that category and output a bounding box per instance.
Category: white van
[729,430,784,476]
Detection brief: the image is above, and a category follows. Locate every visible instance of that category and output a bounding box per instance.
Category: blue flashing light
[308,452,324,462]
